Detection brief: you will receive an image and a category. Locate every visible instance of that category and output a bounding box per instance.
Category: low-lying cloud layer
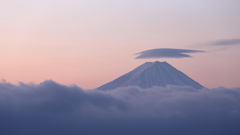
[135,48,205,59]
[0,80,240,135]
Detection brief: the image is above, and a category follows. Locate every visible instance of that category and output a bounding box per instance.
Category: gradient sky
[0,0,240,89]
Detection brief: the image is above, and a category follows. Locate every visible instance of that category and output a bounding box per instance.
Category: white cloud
[0,81,239,135]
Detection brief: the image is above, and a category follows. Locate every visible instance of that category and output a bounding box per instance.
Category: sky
[1,0,240,89]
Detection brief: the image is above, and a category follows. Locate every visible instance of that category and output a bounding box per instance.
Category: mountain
[97,61,203,90]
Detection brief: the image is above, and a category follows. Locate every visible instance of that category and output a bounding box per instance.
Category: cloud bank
[211,38,240,46]
[0,80,240,135]
[135,48,205,59]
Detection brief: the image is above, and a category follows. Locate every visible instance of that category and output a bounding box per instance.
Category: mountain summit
[98,61,203,90]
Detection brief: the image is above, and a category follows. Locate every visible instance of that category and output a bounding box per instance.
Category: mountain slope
[98,61,203,90]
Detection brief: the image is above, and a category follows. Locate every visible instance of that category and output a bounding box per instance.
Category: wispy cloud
[210,38,240,46]
[135,48,205,59]
[0,80,239,135]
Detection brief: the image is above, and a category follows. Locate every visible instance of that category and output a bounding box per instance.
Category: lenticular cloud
[0,80,240,135]
[135,48,205,59]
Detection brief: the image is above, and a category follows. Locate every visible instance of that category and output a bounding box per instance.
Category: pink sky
[0,0,240,89]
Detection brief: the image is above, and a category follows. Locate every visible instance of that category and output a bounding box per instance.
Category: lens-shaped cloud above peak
[135,48,205,59]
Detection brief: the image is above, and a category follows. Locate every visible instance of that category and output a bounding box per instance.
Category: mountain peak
[143,61,168,67]
[98,61,203,90]
[144,61,166,64]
